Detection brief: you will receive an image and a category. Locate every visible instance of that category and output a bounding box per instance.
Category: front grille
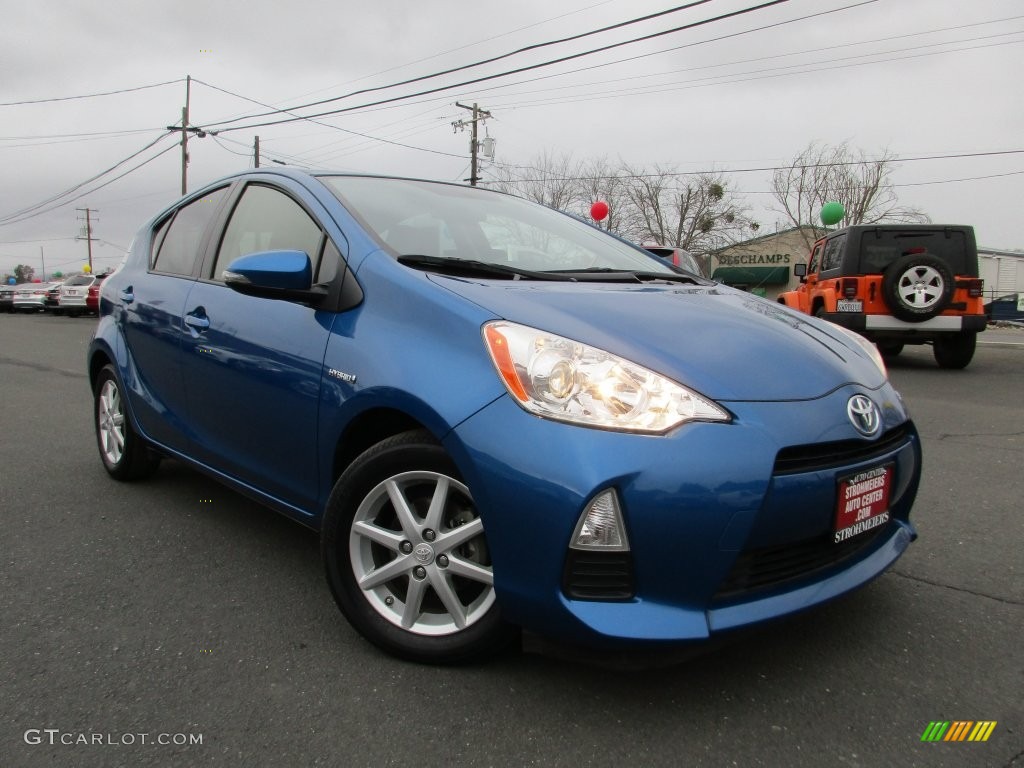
[562,550,634,601]
[773,424,912,475]
[713,523,890,600]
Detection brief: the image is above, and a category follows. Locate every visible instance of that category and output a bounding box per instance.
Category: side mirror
[224,250,326,304]
[793,262,807,282]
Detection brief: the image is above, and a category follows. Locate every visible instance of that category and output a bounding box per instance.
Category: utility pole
[164,76,191,195]
[166,75,214,195]
[40,246,46,282]
[180,75,191,194]
[254,135,260,168]
[76,208,97,272]
[453,102,492,186]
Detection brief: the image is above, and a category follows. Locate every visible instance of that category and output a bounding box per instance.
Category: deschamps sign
[717,253,793,266]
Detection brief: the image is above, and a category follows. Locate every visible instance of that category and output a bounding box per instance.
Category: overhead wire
[468,25,1024,106]
[233,0,618,114]
[0,131,176,223]
[0,140,178,227]
[200,0,795,133]
[460,8,1021,106]
[486,37,1024,110]
[0,78,185,107]
[193,79,468,160]
[488,149,1024,184]
[200,0,722,129]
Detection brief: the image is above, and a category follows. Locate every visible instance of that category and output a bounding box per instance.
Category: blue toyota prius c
[88,169,921,663]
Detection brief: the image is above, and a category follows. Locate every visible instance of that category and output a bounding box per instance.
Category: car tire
[933,333,976,369]
[321,430,516,664]
[881,254,954,322]
[94,364,161,480]
[877,342,904,358]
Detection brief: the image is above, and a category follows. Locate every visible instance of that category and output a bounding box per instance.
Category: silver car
[58,274,96,317]
[12,283,57,313]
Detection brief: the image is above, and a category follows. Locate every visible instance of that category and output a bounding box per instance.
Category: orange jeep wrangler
[778,224,986,369]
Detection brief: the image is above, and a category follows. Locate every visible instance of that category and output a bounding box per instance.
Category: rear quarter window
[858,230,971,275]
[152,187,229,276]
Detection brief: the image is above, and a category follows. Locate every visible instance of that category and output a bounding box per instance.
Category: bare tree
[575,156,633,236]
[489,155,755,257]
[772,141,929,251]
[489,150,582,211]
[620,166,755,253]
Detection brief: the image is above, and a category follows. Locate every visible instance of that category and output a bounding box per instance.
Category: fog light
[571,490,630,551]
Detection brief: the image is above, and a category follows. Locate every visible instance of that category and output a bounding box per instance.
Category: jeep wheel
[882,254,954,322]
[877,342,904,358]
[933,333,976,369]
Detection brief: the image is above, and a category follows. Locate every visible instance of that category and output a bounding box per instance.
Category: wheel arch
[88,344,116,393]
[330,406,437,488]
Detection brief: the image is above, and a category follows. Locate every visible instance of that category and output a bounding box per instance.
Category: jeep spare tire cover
[881,253,954,322]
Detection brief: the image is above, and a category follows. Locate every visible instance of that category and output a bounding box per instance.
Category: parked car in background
[45,282,63,314]
[13,282,56,313]
[59,274,98,317]
[0,284,14,313]
[643,244,704,276]
[85,273,109,314]
[89,169,922,664]
[778,225,986,369]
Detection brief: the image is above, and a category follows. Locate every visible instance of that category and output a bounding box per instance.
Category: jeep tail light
[966,279,983,298]
[841,278,858,298]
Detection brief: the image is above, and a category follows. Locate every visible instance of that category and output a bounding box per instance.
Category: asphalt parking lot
[2,314,1022,768]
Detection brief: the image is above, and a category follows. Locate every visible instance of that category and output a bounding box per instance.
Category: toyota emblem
[847,395,881,437]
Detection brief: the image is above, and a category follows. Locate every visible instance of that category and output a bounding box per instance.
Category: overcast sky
[2,0,1021,278]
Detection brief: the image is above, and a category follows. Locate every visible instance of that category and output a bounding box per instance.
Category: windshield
[319,176,673,274]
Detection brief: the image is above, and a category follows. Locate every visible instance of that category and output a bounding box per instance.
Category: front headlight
[482,321,730,433]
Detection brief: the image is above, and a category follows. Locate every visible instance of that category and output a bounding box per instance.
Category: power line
[193,79,469,160]
[0,132,175,224]
[0,127,166,142]
[0,78,185,107]
[464,8,1022,107]
[201,0,794,133]
[201,0,722,130]
[0,143,178,227]
[237,0,618,114]
[493,149,1024,184]
[472,25,1024,106]
[486,37,1023,111]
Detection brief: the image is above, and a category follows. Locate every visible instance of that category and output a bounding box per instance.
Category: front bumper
[446,382,920,647]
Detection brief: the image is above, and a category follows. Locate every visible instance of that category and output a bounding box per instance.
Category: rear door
[181,180,342,513]
[119,186,230,451]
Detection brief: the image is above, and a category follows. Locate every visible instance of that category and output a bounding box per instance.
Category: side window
[821,234,847,273]
[808,243,823,275]
[150,216,171,269]
[212,185,323,281]
[153,187,229,276]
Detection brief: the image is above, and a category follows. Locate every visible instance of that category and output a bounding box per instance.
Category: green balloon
[820,202,845,226]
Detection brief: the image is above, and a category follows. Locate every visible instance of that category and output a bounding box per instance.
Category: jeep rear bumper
[821,312,987,336]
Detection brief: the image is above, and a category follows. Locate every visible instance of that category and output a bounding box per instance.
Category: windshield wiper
[398,254,574,281]
[548,268,701,284]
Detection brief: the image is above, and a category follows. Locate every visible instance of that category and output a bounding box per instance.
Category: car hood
[429,276,886,401]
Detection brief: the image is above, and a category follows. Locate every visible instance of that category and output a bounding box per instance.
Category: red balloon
[590,201,609,221]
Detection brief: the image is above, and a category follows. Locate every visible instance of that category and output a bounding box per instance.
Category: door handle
[184,309,210,337]
[120,287,135,303]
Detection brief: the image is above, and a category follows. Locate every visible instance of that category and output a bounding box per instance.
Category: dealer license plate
[66,290,78,296]
[836,299,863,312]
[834,464,893,544]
